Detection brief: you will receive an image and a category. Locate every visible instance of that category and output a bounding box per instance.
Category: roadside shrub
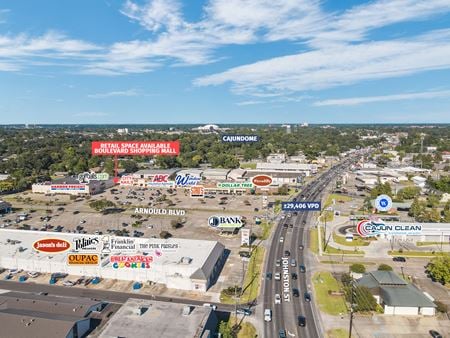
[377,264,393,271]
[159,231,172,239]
[435,301,448,313]
[350,263,366,273]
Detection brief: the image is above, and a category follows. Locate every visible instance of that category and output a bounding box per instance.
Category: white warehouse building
[0,229,226,292]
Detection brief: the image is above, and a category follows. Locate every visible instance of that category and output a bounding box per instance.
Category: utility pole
[349,279,355,338]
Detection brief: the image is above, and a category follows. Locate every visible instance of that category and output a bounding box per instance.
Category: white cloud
[195,30,450,95]
[0,9,9,24]
[236,100,265,106]
[88,89,140,98]
[314,89,450,106]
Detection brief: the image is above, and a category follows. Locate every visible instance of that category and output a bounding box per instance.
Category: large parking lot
[0,185,295,299]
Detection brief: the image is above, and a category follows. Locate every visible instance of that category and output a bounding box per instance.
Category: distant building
[0,291,102,338]
[256,162,317,176]
[98,298,218,338]
[266,153,287,164]
[357,271,436,316]
[412,175,427,188]
[193,124,221,133]
[426,146,437,153]
[117,128,129,135]
[32,177,114,196]
[0,174,10,181]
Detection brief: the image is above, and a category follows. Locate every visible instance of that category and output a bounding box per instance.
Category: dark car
[304,292,311,302]
[429,330,442,338]
[393,257,406,262]
[299,264,306,273]
[302,220,306,225]
[279,329,287,338]
[289,223,293,228]
[236,308,252,316]
[291,272,298,280]
[284,250,290,257]
[292,288,299,297]
[266,272,273,280]
[298,315,306,327]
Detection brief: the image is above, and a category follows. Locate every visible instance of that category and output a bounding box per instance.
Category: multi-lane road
[263,159,356,338]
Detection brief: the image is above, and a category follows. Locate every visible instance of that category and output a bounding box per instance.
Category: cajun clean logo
[33,238,71,253]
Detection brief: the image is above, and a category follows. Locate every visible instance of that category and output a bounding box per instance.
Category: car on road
[279,329,287,338]
[429,330,442,338]
[279,236,284,243]
[275,294,281,304]
[274,272,281,280]
[276,259,281,267]
[298,315,306,327]
[266,272,272,280]
[236,308,252,316]
[264,309,272,322]
[292,288,299,297]
[290,259,297,267]
[63,281,74,287]
[304,292,311,302]
[291,272,298,280]
[202,303,217,310]
[299,245,304,250]
[393,256,406,262]
[299,264,306,273]
[289,223,293,228]
[284,250,290,257]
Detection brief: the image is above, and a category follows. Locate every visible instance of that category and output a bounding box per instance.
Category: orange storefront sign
[67,254,99,265]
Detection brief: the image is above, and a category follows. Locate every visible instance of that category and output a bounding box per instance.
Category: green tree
[370,181,392,199]
[426,255,450,285]
[426,194,441,208]
[350,263,366,273]
[396,186,421,200]
[121,160,138,173]
[428,208,441,223]
[277,185,289,195]
[218,321,234,338]
[377,264,393,271]
[351,286,378,312]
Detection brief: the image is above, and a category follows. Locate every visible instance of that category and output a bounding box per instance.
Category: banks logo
[356,219,423,237]
[208,216,243,228]
[67,254,99,265]
[73,237,101,252]
[252,175,272,187]
[33,238,71,253]
[175,174,201,186]
[375,194,393,212]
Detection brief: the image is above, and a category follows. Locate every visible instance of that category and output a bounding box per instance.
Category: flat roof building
[0,291,102,338]
[98,298,217,338]
[0,229,226,292]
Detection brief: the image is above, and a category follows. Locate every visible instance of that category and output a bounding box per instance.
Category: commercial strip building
[98,298,218,338]
[0,291,103,338]
[31,177,115,196]
[357,271,436,316]
[0,229,226,292]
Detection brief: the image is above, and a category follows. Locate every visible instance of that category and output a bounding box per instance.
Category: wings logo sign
[356,220,422,237]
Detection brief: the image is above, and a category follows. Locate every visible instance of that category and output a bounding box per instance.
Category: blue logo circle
[375,195,392,212]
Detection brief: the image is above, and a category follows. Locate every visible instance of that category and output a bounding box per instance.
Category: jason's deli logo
[175,174,201,186]
[356,220,422,237]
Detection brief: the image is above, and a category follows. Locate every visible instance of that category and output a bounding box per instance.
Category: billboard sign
[375,194,393,212]
[356,220,423,237]
[67,254,99,265]
[77,172,109,184]
[33,238,71,253]
[50,184,86,191]
[217,182,253,189]
[282,201,321,211]
[175,174,201,187]
[208,215,243,228]
[241,229,250,245]
[252,175,273,187]
[111,255,153,269]
[147,174,175,188]
[221,135,259,143]
[91,141,180,156]
[190,185,204,198]
[119,175,134,186]
[72,236,101,252]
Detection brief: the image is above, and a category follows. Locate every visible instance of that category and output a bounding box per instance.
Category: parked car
[429,330,442,338]
[292,288,299,297]
[284,250,290,257]
[279,329,287,338]
[276,259,281,267]
[264,309,272,322]
[299,264,306,273]
[291,272,298,280]
[393,257,406,262]
[236,308,252,316]
[266,272,273,280]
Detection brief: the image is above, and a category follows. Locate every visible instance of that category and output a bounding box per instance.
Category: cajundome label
[356,220,422,237]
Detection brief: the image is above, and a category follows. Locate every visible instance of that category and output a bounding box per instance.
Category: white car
[279,237,284,243]
[276,259,281,267]
[63,281,74,287]
[274,294,281,304]
[274,272,281,280]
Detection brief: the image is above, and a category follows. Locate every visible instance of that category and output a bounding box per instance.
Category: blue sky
[0,0,450,124]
